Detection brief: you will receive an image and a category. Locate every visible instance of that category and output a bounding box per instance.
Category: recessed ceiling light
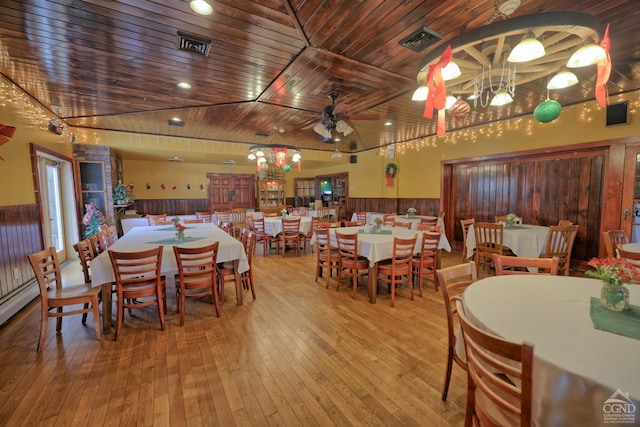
[177,82,192,89]
[168,117,185,126]
[189,0,213,15]
[168,156,184,162]
[384,121,393,126]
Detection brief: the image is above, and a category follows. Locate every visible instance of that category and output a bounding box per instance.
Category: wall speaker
[606,101,629,126]
[349,155,357,164]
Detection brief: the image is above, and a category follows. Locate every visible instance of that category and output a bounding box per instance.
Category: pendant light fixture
[508,32,546,63]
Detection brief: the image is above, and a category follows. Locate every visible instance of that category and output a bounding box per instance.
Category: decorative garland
[385,163,398,176]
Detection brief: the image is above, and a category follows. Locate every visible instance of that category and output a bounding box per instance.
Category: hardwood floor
[0,247,471,426]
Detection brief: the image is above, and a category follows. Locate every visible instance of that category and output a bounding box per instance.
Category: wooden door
[206,173,255,212]
[621,144,640,242]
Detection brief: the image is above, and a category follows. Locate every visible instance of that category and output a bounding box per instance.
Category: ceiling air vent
[399,26,443,52]
[176,31,212,57]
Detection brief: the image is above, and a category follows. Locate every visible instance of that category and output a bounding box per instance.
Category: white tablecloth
[466,224,550,259]
[263,216,312,237]
[462,275,640,426]
[308,209,336,218]
[121,212,262,234]
[92,223,249,285]
[350,213,451,252]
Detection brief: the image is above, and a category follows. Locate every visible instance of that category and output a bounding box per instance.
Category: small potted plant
[113,180,128,205]
[407,207,416,218]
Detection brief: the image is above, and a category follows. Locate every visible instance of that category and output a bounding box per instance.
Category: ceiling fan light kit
[304,91,377,141]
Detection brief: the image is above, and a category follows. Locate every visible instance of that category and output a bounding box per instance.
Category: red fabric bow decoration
[0,124,17,161]
[423,45,452,136]
[596,23,611,108]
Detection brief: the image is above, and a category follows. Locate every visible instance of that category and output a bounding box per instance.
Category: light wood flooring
[0,246,474,426]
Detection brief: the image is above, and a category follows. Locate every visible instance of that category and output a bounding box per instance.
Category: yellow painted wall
[0,89,73,206]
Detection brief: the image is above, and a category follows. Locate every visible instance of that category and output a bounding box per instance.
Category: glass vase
[600,283,629,311]
[176,229,185,241]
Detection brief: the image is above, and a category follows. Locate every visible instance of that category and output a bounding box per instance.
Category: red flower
[176,224,186,230]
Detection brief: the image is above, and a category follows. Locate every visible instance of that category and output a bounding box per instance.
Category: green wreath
[385,163,398,176]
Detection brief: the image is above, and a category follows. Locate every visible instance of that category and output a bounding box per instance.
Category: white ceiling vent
[176,32,212,57]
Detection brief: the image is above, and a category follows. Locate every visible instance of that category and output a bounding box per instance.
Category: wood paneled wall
[444,147,606,268]
[348,198,440,219]
[0,205,41,301]
[132,199,210,216]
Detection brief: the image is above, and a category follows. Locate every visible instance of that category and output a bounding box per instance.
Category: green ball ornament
[283,164,291,173]
[534,99,562,123]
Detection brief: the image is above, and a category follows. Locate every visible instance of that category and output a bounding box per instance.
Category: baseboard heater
[0,280,38,326]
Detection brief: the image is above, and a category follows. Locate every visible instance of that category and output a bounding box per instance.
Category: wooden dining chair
[218,232,257,303]
[96,230,111,252]
[108,246,166,340]
[318,220,340,229]
[279,217,302,257]
[28,247,102,351]
[411,231,441,295]
[302,216,320,253]
[155,220,174,226]
[230,209,247,237]
[383,214,396,226]
[542,224,579,275]
[455,297,534,427]
[314,228,341,289]
[603,230,629,259]
[106,225,119,245]
[87,235,101,255]
[558,219,574,226]
[473,222,504,276]
[290,207,308,216]
[195,211,212,223]
[73,238,96,284]
[252,217,274,256]
[335,231,369,298]
[392,220,412,229]
[495,215,522,224]
[184,218,205,224]
[355,211,367,223]
[263,212,278,217]
[615,245,640,268]
[492,254,559,275]
[417,223,441,233]
[377,235,418,307]
[420,216,438,227]
[215,210,231,226]
[460,218,475,261]
[146,213,167,225]
[173,242,220,326]
[436,261,477,401]
[219,221,232,234]
[343,220,364,227]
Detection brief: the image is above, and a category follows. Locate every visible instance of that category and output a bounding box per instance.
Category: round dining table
[462,274,640,426]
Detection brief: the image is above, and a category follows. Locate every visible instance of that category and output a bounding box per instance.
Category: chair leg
[390,281,395,308]
[157,285,166,331]
[115,297,124,341]
[441,347,454,401]
[91,295,102,340]
[352,271,358,299]
[56,308,63,332]
[37,305,48,352]
[212,279,221,317]
[82,302,89,324]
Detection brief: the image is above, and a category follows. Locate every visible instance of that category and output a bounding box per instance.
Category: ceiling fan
[303,91,379,141]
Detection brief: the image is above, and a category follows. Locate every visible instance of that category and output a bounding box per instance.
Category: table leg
[368,263,378,304]
[234,260,243,306]
[101,282,112,333]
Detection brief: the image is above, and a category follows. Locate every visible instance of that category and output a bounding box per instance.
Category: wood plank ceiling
[0,0,638,165]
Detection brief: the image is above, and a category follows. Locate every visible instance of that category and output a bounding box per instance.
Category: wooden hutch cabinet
[256,180,286,213]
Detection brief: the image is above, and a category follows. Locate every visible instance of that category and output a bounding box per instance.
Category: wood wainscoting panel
[0,204,42,322]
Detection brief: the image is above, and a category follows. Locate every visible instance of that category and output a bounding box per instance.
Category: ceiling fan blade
[333,103,349,115]
[302,120,322,130]
[350,113,380,121]
[313,122,332,139]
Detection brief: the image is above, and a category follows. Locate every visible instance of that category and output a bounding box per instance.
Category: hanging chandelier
[415,12,604,108]
[248,144,302,173]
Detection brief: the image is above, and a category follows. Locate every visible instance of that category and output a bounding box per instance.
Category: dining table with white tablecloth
[263,216,312,237]
[91,223,249,332]
[460,274,640,426]
[311,225,424,304]
[350,212,452,252]
[465,223,550,259]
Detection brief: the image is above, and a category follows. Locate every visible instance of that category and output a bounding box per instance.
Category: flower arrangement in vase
[585,257,640,311]
[407,208,416,218]
[281,208,288,218]
[374,217,383,232]
[505,213,517,226]
[173,216,186,241]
